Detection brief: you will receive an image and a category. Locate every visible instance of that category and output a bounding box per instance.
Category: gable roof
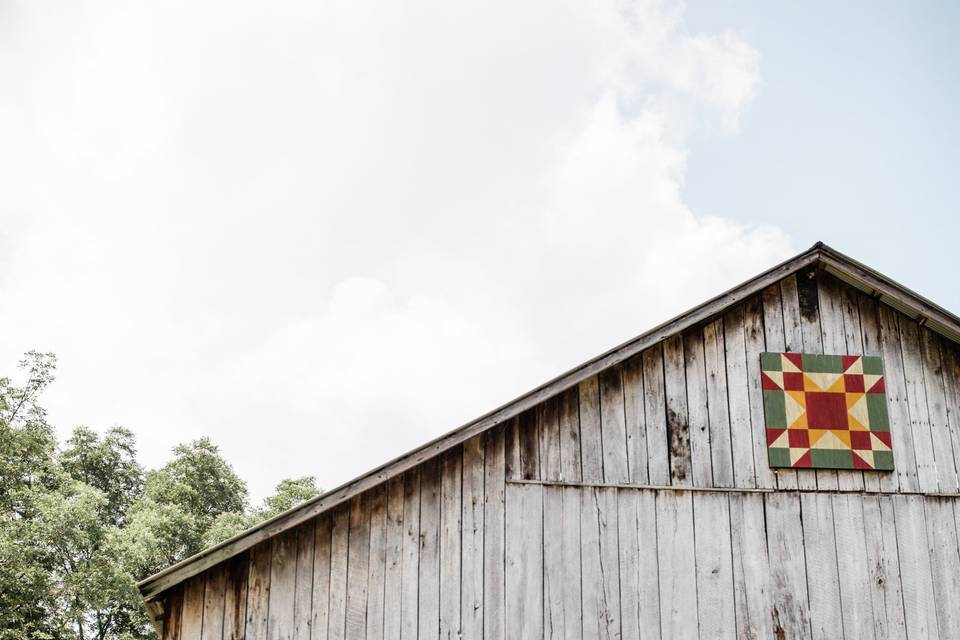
[139,241,960,601]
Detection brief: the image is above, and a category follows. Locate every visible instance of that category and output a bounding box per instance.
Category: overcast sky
[2,1,957,501]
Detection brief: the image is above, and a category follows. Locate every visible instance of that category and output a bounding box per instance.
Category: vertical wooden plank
[899,319,939,492]
[519,409,540,481]
[544,486,581,640]
[418,459,441,640]
[878,304,919,492]
[483,428,506,640]
[366,486,387,640]
[693,493,736,638]
[311,516,332,640]
[763,282,800,491]
[245,543,272,640]
[293,522,315,640]
[460,436,485,640]
[893,495,939,639]
[942,344,960,496]
[858,293,889,493]
[327,505,350,640]
[924,498,960,634]
[782,274,818,490]
[656,490,698,640]
[801,492,842,640]
[616,489,640,640]
[729,493,771,640]
[599,366,630,483]
[181,575,205,640]
[622,354,649,484]
[505,417,520,481]
[580,487,620,640]
[202,565,227,640]
[558,387,583,482]
[345,497,370,640]
[505,483,544,639]
[579,376,604,483]
[439,450,462,640]
[223,554,249,640]
[920,329,959,493]
[704,319,734,488]
[765,492,811,639]
[724,305,758,488]
[862,496,906,640]
[383,478,405,640]
[643,344,670,485]
[164,586,184,640]
[832,495,874,640]
[664,334,693,485]
[683,329,712,487]
[400,470,421,640]
[538,397,562,482]
[268,530,298,640]
[744,295,777,489]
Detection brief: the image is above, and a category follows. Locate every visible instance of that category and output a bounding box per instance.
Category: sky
[1,1,957,501]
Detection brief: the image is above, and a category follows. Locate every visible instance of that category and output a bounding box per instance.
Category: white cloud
[0,0,792,499]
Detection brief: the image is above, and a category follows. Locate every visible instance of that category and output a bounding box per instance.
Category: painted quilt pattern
[761,352,894,471]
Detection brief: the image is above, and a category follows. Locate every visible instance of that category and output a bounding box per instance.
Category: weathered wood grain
[519,409,540,482]
[725,305,758,489]
[704,318,734,488]
[383,478,404,640]
[418,460,441,640]
[763,282,800,491]
[729,493,770,640]
[832,494,874,640]
[920,329,959,493]
[693,492,736,638]
[878,303,920,492]
[439,450,462,640]
[899,319,939,493]
[181,574,205,640]
[744,295,777,490]
[578,376,604,484]
[345,497,370,640]
[460,436,485,640]
[765,492,810,639]
[267,530,297,640]
[505,483,543,638]
[365,486,387,640]
[857,292,889,493]
[543,486,580,640]
[781,274,818,490]
[310,517,332,640]
[580,487,620,640]
[202,565,226,640]
[924,498,960,635]
[164,586,184,640]
[643,343,671,486]
[223,555,249,640]
[327,506,350,640]
[245,544,272,640]
[538,397,562,482]
[622,354,649,484]
[557,387,583,482]
[862,496,906,640]
[656,490,697,640]
[292,522,315,640]
[599,366,629,483]
[801,492,842,640]
[664,334,692,485]
[683,329,712,487]
[893,495,940,639]
[483,428,505,640]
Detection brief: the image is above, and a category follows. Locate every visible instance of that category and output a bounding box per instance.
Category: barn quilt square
[760,353,894,471]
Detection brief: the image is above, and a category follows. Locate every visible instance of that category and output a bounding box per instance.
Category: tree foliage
[0,353,320,639]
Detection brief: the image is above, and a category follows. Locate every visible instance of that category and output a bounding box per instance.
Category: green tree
[0,353,322,639]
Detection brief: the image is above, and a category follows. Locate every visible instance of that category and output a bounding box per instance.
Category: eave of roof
[139,241,960,601]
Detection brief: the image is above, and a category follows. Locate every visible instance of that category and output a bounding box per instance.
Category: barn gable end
[143,244,960,639]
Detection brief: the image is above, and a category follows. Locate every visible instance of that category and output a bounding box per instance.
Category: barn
[139,242,960,639]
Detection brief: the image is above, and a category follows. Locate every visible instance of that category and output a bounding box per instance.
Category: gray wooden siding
[159,269,960,639]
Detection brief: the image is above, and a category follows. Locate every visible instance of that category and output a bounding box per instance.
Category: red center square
[805,392,849,429]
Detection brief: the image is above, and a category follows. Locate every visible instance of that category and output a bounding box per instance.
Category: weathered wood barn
[140,243,960,639]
